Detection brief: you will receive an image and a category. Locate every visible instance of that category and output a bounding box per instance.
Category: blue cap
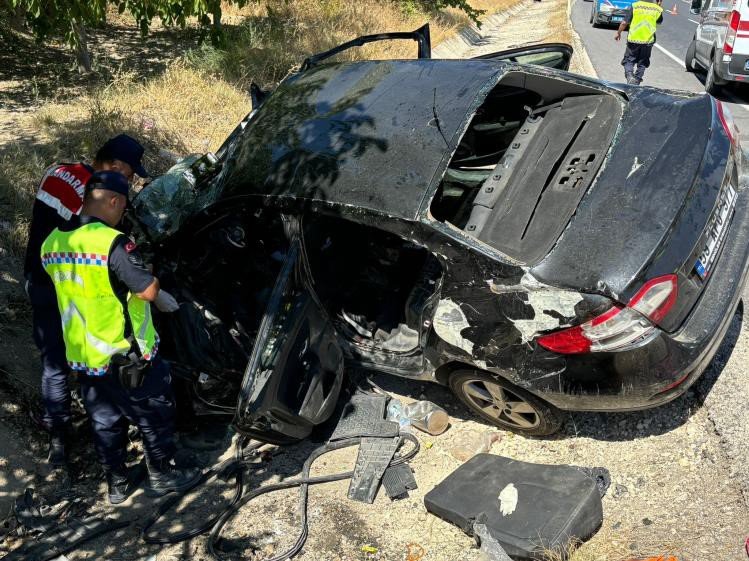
[86,171,130,197]
[96,134,148,177]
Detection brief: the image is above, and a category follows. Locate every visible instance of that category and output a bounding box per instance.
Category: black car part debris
[329,393,399,441]
[381,463,418,500]
[140,393,419,561]
[424,454,607,560]
[206,433,418,561]
[348,436,401,503]
[300,24,431,71]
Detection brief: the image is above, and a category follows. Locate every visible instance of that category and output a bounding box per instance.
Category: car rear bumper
[594,10,628,24]
[715,49,749,83]
[526,168,749,412]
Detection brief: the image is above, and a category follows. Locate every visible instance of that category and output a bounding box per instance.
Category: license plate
[612,16,623,21]
[695,182,738,279]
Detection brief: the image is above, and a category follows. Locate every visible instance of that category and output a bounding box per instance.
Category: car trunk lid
[530,91,727,330]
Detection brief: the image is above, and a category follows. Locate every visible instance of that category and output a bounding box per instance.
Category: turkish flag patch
[124,241,137,253]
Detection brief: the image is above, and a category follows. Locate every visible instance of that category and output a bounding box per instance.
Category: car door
[695,0,713,63]
[233,232,345,445]
[470,43,573,71]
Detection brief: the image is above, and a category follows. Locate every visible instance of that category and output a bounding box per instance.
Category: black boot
[145,457,201,497]
[48,426,69,467]
[106,463,146,505]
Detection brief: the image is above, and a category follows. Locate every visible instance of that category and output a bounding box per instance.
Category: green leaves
[401,0,486,25]
[9,0,242,50]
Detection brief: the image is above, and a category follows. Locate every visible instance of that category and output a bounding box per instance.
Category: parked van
[589,0,635,26]
[686,0,749,93]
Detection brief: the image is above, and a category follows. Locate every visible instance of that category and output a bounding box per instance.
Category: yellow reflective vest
[628,1,663,44]
[41,221,159,376]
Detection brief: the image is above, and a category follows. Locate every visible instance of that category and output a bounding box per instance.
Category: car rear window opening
[429,71,622,265]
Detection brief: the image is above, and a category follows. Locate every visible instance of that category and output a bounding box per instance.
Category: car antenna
[432,88,449,147]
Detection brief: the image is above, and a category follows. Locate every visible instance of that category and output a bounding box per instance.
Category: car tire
[449,369,564,436]
[705,59,722,95]
[685,40,697,72]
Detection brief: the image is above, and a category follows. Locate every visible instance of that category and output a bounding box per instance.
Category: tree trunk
[9,3,25,31]
[210,2,223,45]
[72,20,92,73]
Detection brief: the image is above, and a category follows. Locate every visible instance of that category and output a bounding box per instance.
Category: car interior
[154,208,289,410]
[430,71,622,263]
[303,215,442,355]
[153,206,443,414]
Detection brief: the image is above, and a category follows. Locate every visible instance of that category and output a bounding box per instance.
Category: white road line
[653,42,687,66]
[688,18,700,23]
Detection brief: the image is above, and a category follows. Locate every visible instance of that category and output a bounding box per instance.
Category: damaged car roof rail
[299,24,432,71]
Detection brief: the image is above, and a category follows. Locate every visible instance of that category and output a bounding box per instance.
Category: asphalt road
[570,0,749,138]
[572,0,749,508]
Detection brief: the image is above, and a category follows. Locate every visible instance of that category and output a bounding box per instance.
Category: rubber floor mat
[330,394,398,441]
[348,436,400,503]
[382,463,418,500]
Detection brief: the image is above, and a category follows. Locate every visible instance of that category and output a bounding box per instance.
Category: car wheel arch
[435,360,527,391]
[434,360,477,386]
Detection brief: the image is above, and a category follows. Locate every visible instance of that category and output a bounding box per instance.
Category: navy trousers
[622,42,653,83]
[29,280,71,430]
[78,358,177,470]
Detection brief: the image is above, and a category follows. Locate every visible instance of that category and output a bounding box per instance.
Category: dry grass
[0,0,520,256]
[0,65,249,255]
[186,0,521,88]
[542,524,684,561]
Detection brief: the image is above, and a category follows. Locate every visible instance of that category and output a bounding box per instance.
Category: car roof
[217,59,505,220]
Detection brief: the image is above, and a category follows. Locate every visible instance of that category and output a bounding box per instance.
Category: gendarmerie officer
[40,171,199,504]
[615,0,665,85]
[24,135,149,466]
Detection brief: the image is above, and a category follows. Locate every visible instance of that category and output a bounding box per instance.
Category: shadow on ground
[0,24,200,112]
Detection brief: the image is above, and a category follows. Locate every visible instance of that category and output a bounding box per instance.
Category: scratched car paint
[131,27,749,441]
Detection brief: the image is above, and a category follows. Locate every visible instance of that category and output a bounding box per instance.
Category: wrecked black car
[130,26,749,440]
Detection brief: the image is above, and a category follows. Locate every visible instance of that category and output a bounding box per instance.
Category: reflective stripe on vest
[628,1,663,44]
[36,163,91,220]
[41,222,159,376]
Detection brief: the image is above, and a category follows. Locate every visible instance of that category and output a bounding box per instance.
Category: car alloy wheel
[461,379,541,429]
[449,369,564,436]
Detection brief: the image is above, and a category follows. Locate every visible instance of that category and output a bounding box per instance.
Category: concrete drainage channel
[433,0,597,77]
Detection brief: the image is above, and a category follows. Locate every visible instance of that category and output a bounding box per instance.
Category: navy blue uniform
[620,1,664,83]
[57,216,177,470]
[26,163,93,430]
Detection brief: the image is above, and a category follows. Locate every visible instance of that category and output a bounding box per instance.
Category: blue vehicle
[589,0,633,26]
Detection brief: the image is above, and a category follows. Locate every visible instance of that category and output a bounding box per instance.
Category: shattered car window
[133,154,223,240]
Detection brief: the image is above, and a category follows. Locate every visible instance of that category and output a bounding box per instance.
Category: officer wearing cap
[40,171,200,504]
[24,134,149,467]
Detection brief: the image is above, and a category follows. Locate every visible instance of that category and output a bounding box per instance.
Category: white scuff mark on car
[498,483,518,516]
[474,359,488,370]
[487,273,584,342]
[433,299,474,355]
[627,156,643,179]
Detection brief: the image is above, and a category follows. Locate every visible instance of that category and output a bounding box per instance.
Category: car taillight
[724,10,741,55]
[537,274,678,355]
[716,100,738,145]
